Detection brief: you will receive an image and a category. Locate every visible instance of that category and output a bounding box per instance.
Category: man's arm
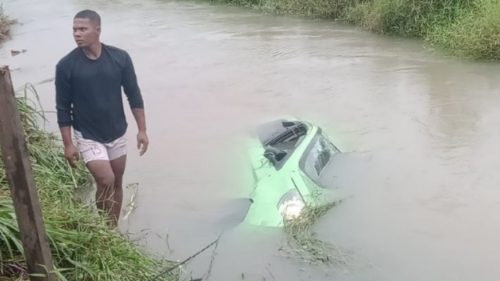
[59,126,79,167]
[121,52,144,109]
[55,62,78,166]
[131,108,148,156]
[121,51,148,156]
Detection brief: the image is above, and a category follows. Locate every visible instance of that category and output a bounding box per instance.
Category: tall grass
[427,0,500,59]
[261,0,359,18]
[346,0,473,36]
[346,0,500,60]
[0,86,177,281]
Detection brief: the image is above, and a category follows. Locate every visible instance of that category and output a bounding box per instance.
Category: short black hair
[74,9,101,26]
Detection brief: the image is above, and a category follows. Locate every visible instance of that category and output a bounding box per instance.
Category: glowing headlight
[277,190,305,220]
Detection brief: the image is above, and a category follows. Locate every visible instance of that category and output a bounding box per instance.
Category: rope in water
[151,234,221,280]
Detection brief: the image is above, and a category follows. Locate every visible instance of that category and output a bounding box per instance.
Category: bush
[426,0,500,59]
[346,0,473,36]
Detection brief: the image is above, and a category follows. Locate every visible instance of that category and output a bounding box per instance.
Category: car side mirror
[264,146,287,166]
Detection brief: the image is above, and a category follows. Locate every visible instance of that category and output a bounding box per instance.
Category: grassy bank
[0,6,14,42]
[206,0,500,60]
[0,86,177,281]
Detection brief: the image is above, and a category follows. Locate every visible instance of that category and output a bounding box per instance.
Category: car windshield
[256,120,308,169]
[299,130,340,186]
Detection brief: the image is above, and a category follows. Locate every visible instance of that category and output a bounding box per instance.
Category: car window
[300,132,339,182]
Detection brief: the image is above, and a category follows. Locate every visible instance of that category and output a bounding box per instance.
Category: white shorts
[74,130,127,164]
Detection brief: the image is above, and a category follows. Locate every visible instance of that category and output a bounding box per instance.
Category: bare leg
[86,160,116,225]
[109,155,126,225]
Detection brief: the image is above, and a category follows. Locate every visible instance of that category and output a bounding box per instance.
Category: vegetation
[282,202,348,265]
[0,6,14,43]
[209,0,360,17]
[0,85,177,281]
[426,0,500,59]
[347,0,473,37]
[205,0,500,60]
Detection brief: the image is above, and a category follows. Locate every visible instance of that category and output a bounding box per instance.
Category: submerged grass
[282,202,348,265]
[200,0,500,60]
[0,85,177,281]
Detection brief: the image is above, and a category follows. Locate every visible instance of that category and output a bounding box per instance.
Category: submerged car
[242,119,341,227]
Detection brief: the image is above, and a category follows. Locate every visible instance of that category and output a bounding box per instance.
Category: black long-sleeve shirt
[55,44,144,143]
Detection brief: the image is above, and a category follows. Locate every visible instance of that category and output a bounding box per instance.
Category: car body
[242,119,341,227]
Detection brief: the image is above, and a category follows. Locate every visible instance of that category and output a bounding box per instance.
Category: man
[55,9,148,227]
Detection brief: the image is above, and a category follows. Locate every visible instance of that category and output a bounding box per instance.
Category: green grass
[0,85,177,281]
[426,0,500,59]
[346,0,473,36]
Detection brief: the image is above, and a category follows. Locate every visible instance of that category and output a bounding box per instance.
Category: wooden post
[0,66,56,281]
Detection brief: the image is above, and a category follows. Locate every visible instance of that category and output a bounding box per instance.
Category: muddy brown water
[2,0,500,280]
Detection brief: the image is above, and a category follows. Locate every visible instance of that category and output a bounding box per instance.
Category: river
[2,0,500,280]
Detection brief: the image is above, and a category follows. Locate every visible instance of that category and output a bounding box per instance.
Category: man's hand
[64,144,79,168]
[137,131,149,156]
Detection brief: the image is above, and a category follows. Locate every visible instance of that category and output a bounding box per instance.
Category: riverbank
[207,0,500,60]
[0,87,177,281]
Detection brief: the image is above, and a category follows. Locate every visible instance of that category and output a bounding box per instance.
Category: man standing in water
[55,9,148,227]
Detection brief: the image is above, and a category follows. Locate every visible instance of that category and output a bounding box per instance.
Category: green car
[242,119,341,227]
